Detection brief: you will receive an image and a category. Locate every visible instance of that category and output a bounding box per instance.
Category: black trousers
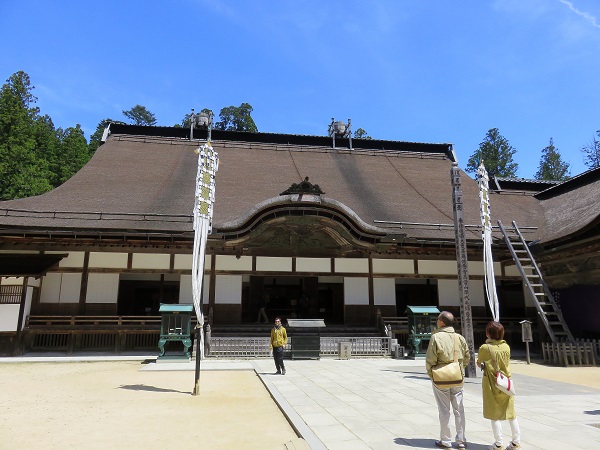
[273,346,285,372]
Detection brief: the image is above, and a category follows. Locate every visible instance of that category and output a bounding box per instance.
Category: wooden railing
[0,285,23,304]
[207,336,391,358]
[23,315,165,354]
[26,315,162,327]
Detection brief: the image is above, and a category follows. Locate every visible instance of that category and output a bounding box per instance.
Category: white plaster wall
[335,258,368,273]
[418,260,457,275]
[374,278,396,305]
[40,273,61,303]
[504,265,520,277]
[179,275,209,304]
[86,274,119,304]
[372,259,414,275]
[55,273,82,304]
[39,275,68,305]
[256,257,292,272]
[215,275,242,304]
[174,254,191,270]
[0,304,20,331]
[438,279,485,307]
[131,253,170,270]
[467,261,501,276]
[45,251,85,268]
[89,252,128,269]
[216,255,252,271]
[296,257,330,273]
[344,277,369,305]
[1,277,25,285]
[468,261,484,276]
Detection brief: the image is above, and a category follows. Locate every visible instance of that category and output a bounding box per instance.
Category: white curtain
[477,161,500,321]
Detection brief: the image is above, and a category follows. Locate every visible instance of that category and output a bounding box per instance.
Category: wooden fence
[542,340,598,366]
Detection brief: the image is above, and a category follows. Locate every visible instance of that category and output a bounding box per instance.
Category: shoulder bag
[431,334,464,387]
[487,343,516,396]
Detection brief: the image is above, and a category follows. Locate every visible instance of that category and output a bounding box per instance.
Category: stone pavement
[248,358,600,450]
[3,354,600,449]
[88,355,600,449]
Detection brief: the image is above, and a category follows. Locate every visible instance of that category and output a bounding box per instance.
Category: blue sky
[2,0,599,178]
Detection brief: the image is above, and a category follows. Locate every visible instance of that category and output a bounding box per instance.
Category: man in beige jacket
[426,311,471,449]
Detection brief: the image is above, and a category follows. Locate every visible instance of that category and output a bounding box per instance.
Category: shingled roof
[0,124,591,248]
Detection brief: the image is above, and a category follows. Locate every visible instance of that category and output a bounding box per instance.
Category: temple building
[0,123,598,354]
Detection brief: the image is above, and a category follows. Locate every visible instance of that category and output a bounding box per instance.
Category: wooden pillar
[208,252,216,315]
[368,254,375,324]
[14,276,29,356]
[78,252,90,315]
[451,162,477,377]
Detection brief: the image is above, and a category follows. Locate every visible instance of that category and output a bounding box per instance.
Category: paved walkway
[3,354,600,449]
[249,358,600,450]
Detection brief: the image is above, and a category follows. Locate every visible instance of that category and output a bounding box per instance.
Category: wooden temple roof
[0,124,596,250]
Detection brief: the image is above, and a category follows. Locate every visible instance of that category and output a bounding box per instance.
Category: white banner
[477,161,499,321]
[192,142,219,359]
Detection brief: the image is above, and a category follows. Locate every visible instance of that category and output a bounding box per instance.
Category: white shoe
[506,442,521,449]
[488,445,502,450]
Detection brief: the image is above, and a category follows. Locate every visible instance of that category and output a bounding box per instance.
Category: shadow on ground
[394,438,489,449]
[118,384,190,394]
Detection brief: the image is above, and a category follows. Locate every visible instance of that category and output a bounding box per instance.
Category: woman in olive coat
[477,321,521,450]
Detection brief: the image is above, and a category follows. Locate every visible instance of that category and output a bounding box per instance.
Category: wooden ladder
[497,220,573,343]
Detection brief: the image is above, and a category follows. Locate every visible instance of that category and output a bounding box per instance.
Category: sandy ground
[509,358,600,389]
[0,361,298,450]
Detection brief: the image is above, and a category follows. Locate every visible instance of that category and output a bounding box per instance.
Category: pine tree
[215,103,258,132]
[535,138,570,181]
[55,124,90,186]
[466,128,518,178]
[581,131,600,170]
[0,71,52,199]
[122,105,157,126]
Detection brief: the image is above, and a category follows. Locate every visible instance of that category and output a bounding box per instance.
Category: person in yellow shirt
[477,321,521,450]
[270,317,287,375]
[426,311,470,449]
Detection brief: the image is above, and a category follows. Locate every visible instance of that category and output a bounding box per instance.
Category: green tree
[214,103,258,132]
[535,138,570,181]
[54,124,90,186]
[466,128,518,178]
[34,114,61,187]
[122,104,157,126]
[354,128,371,139]
[0,71,52,199]
[581,130,600,170]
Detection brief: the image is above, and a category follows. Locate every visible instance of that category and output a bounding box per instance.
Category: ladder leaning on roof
[497,220,574,343]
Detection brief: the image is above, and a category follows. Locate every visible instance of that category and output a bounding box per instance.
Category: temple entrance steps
[498,220,574,343]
